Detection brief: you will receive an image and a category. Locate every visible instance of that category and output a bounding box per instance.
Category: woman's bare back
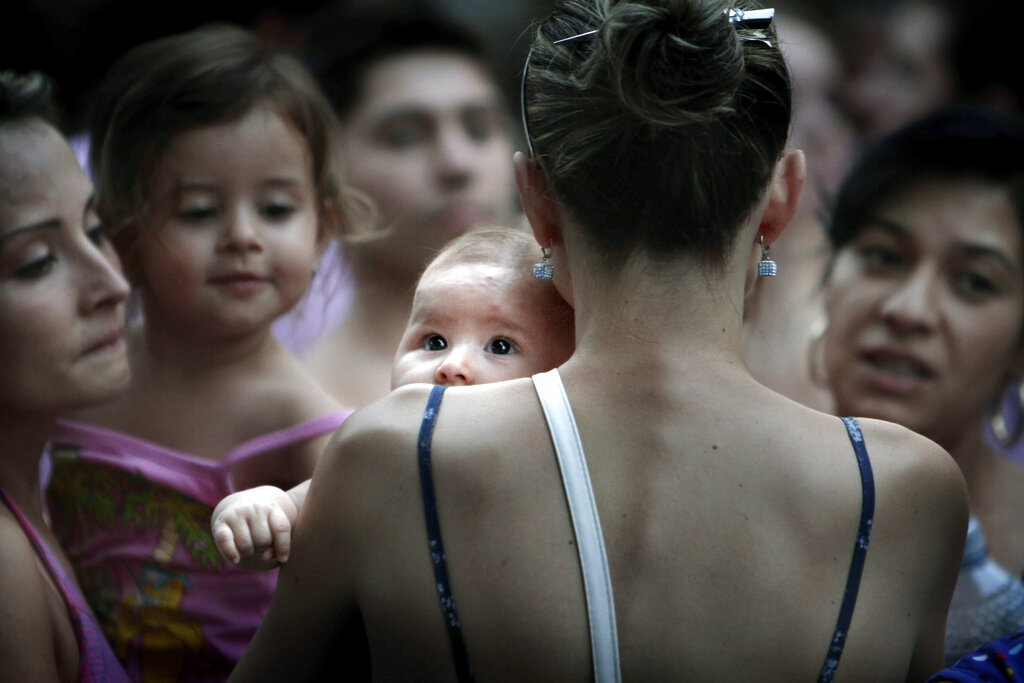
[267,362,965,682]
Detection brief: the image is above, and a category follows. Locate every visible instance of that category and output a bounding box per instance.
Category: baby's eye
[14,253,57,280]
[424,335,447,351]
[86,222,111,246]
[486,338,515,355]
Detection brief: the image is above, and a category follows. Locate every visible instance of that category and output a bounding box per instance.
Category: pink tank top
[0,486,130,682]
[44,410,352,682]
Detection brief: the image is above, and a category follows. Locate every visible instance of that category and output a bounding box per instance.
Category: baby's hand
[211,486,298,570]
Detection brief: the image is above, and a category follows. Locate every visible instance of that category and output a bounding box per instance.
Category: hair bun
[595,0,745,126]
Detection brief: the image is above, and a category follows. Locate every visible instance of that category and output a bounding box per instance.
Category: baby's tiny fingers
[268,506,293,563]
[227,517,256,558]
[247,510,276,552]
[213,524,241,565]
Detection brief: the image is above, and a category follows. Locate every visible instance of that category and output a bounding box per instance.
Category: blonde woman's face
[0,121,130,413]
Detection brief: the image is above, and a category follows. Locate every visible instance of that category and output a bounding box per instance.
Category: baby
[212,226,575,566]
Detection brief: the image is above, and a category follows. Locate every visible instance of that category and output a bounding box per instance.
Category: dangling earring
[533,242,553,279]
[991,380,1024,447]
[758,234,778,277]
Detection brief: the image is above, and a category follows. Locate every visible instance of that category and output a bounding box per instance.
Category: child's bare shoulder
[240,346,345,429]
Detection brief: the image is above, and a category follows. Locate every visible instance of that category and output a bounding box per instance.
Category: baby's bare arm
[212,482,309,569]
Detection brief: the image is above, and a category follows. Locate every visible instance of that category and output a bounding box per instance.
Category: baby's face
[391,262,573,388]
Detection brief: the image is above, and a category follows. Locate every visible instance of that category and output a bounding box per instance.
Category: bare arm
[899,434,969,682]
[229,427,370,681]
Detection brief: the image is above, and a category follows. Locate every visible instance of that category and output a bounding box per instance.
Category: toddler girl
[43,24,357,681]
[212,226,574,567]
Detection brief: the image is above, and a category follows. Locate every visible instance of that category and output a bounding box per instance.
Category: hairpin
[726,8,774,28]
[554,29,598,45]
[520,48,537,157]
[727,8,775,48]
[553,7,775,46]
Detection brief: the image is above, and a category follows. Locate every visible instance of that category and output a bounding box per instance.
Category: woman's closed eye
[13,251,57,280]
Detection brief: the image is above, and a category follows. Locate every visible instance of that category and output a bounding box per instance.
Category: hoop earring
[533,243,554,279]
[758,234,778,277]
[991,380,1024,448]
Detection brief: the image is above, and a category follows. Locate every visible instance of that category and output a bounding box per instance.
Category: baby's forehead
[412,299,519,330]
[418,260,524,288]
[411,263,546,322]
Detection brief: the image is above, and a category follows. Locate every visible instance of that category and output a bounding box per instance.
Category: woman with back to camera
[819,106,1024,664]
[0,71,131,682]
[232,1,967,681]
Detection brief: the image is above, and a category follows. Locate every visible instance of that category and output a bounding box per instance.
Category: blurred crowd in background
[4,0,1019,159]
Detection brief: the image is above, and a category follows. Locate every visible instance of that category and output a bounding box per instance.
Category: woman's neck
[945,420,1007,504]
[570,247,751,371]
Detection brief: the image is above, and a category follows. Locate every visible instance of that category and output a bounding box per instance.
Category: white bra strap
[532,369,622,683]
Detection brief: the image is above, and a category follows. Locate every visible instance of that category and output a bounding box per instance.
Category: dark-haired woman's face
[824,178,1024,449]
[0,121,130,413]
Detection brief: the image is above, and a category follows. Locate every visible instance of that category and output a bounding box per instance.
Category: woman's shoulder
[0,507,44,584]
[761,403,967,534]
[0,510,69,678]
[322,380,540,473]
[849,416,968,560]
[853,416,966,496]
[779,400,963,490]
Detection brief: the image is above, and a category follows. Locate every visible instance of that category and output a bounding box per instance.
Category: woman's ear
[514,152,561,249]
[759,149,806,246]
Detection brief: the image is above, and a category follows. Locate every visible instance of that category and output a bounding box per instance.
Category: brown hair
[89,23,360,236]
[522,0,791,268]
